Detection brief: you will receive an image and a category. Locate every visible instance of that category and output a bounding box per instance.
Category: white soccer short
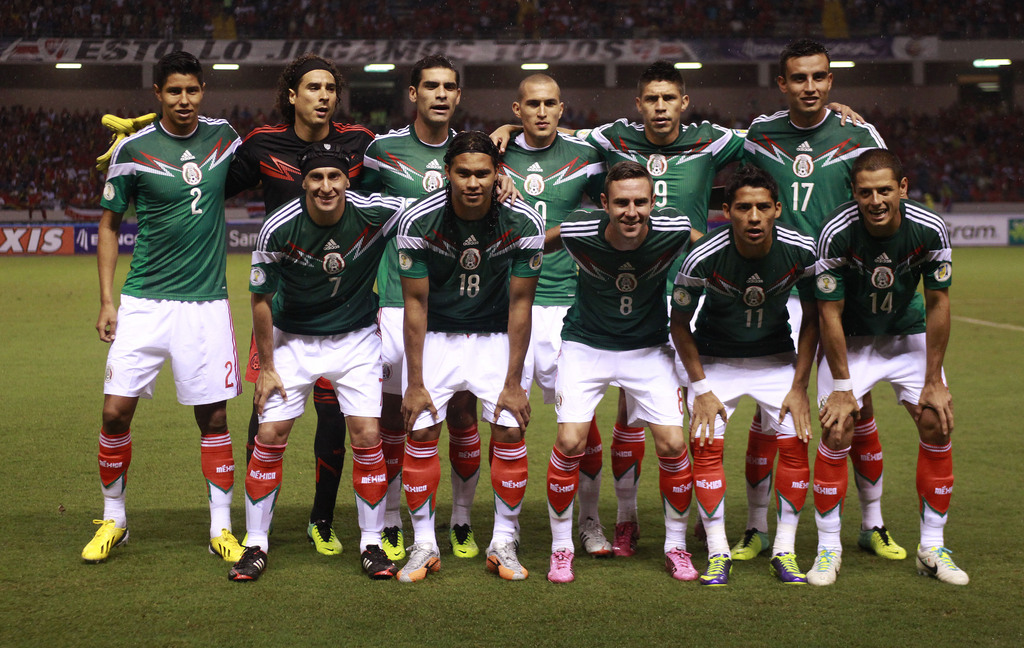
[555,340,684,427]
[378,306,404,396]
[817,333,942,408]
[259,324,382,423]
[403,331,530,431]
[527,304,569,404]
[686,352,801,439]
[104,296,241,405]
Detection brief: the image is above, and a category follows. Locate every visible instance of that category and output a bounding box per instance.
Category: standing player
[228,144,405,581]
[499,74,612,556]
[544,162,695,583]
[83,51,244,564]
[226,53,376,556]
[740,39,900,564]
[670,165,817,586]
[811,149,967,586]
[396,132,543,582]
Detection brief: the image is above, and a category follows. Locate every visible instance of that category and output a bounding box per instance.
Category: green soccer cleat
[82,519,129,563]
[916,545,969,585]
[307,520,343,556]
[450,523,479,558]
[209,529,245,562]
[858,526,907,560]
[730,528,769,561]
[381,526,406,561]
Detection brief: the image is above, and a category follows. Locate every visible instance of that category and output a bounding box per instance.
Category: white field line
[953,315,1024,333]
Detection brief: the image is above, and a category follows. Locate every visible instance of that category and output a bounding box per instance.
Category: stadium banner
[73,223,138,254]
[944,214,1015,247]
[0,225,75,255]
[0,37,938,65]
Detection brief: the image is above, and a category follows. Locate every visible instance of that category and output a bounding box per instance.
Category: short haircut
[154,51,203,89]
[276,53,344,125]
[851,148,905,184]
[411,54,460,89]
[605,160,653,195]
[724,164,780,204]
[444,130,500,168]
[779,39,830,78]
[517,73,559,101]
[637,60,684,96]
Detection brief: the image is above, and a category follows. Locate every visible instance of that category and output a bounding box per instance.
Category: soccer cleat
[858,526,907,560]
[361,544,398,580]
[82,519,129,563]
[916,545,969,585]
[381,526,406,561]
[730,528,770,561]
[228,546,268,582]
[578,517,613,557]
[807,550,842,586]
[547,549,575,583]
[449,523,479,558]
[397,543,441,583]
[307,520,343,556]
[486,541,529,581]
[769,552,808,584]
[208,529,245,562]
[700,554,733,586]
[612,521,639,557]
[665,547,699,581]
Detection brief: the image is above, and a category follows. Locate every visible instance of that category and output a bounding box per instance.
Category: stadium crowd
[2,0,1022,40]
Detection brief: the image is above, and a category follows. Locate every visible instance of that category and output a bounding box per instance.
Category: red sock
[491,440,529,510]
[851,417,884,483]
[98,428,131,488]
[775,436,810,513]
[813,443,849,516]
[579,417,603,479]
[200,431,235,494]
[547,447,582,516]
[351,442,387,507]
[658,451,693,516]
[611,424,645,481]
[402,438,440,515]
[488,435,496,467]
[917,440,953,516]
[247,440,285,501]
[691,440,726,518]
[380,427,405,483]
[449,423,481,481]
[744,416,776,488]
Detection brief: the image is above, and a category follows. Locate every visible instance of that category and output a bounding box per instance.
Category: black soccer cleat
[228,546,268,582]
[361,544,398,580]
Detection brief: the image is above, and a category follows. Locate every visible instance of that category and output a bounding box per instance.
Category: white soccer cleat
[916,545,969,585]
[807,549,842,586]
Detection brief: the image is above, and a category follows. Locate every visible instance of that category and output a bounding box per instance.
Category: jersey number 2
[190,187,204,215]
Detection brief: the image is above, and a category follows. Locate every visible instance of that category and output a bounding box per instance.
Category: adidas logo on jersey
[324,239,340,251]
[426,159,442,170]
[180,150,196,162]
[874,252,892,263]
[527,162,543,173]
[618,262,635,271]
[797,141,812,152]
[463,234,480,246]
[748,273,763,283]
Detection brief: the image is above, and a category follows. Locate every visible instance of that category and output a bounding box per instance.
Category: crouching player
[670,165,818,586]
[229,144,405,581]
[811,149,967,586]
[544,161,695,583]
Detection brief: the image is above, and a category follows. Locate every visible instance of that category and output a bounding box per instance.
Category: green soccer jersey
[500,132,606,306]
[101,118,239,301]
[744,109,886,237]
[249,191,405,336]
[396,191,544,334]
[560,208,691,351]
[815,199,952,336]
[363,125,456,308]
[672,224,817,357]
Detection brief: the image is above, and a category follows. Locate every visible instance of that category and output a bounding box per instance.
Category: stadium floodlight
[674,62,702,70]
[364,64,395,72]
[973,59,1011,68]
[212,64,239,71]
[830,61,856,68]
[521,63,549,70]
[55,63,82,69]
[978,82,1001,92]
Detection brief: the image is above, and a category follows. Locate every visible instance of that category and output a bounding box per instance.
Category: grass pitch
[1,249,1022,647]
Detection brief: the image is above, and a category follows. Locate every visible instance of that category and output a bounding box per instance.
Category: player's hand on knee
[401,385,437,433]
[915,381,954,437]
[96,304,118,342]
[690,392,726,447]
[495,385,531,430]
[781,387,813,442]
[254,369,286,416]
[818,390,859,432]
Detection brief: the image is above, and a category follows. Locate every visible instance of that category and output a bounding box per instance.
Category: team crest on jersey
[104,364,113,383]
[103,182,115,202]
[323,252,345,275]
[460,248,481,270]
[743,286,766,307]
[672,287,691,307]
[250,266,267,286]
[555,390,564,411]
[182,161,203,186]
[423,169,444,192]
[399,252,413,270]
[792,154,814,179]
[615,273,637,293]
[524,173,545,196]
[529,251,543,271]
[934,262,952,282]
[871,266,894,289]
[382,362,392,382]
[646,154,668,177]
[816,274,837,294]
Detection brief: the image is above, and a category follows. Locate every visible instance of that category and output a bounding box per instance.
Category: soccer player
[810,149,967,586]
[228,143,405,582]
[670,165,818,586]
[82,51,244,564]
[499,74,612,556]
[395,131,543,582]
[544,161,694,583]
[737,39,901,564]
[226,53,376,556]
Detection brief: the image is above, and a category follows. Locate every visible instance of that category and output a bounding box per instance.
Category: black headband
[292,59,334,88]
[298,143,351,178]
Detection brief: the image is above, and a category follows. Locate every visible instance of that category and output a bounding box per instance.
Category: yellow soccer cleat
[209,529,245,562]
[82,519,129,563]
[307,520,343,556]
